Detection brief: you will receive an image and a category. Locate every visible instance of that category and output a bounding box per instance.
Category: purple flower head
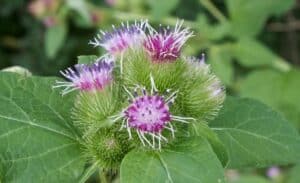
[54,57,114,95]
[89,20,148,55]
[111,75,194,150]
[125,95,171,133]
[267,166,281,179]
[143,20,193,62]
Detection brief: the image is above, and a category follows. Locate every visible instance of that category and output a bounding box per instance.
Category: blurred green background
[1,0,300,182]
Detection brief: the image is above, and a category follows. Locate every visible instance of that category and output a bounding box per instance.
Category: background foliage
[1,0,300,182]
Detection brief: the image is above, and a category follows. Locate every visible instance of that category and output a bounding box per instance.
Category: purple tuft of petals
[267,166,281,179]
[54,57,114,95]
[144,20,193,62]
[125,95,171,133]
[110,75,194,150]
[89,20,148,55]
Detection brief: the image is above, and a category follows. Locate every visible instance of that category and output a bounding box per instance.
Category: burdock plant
[54,19,225,180]
[2,19,299,183]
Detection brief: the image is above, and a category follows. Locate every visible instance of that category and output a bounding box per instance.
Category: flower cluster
[54,20,224,152]
[90,20,193,62]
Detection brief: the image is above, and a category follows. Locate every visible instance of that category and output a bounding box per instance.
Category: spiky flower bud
[84,127,133,169]
[144,20,193,62]
[180,55,225,120]
[111,76,194,150]
[54,57,114,95]
[89,20,148,55]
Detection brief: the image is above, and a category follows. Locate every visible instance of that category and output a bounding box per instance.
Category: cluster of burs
[54,20,225,169]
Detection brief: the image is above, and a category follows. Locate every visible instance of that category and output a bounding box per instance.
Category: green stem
[99,169,108,183]
[79,161,99,183]
[199,0,227,23]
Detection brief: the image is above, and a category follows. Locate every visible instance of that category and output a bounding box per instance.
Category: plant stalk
[99,169,108,183]
[199,0,228,23]
[79,161,99,183]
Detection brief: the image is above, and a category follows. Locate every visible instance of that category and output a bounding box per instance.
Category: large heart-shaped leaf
[120,136,225,183]
[288,164,300,183]
[239,69,300,129]
[210,97,300,168]
[0,72,85,182]
[190,122,228,167]
[230,175,271,183]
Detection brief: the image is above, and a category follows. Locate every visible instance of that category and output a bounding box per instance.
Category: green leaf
[227,0,294,37]
[197,15,230,41]
[288,164,300,183]
[190,122,228,167]
[66,0,91,25]
[0,72,85,182]
[77,55,98,64]
[210,97,300,168]
[209,45,234,85]
[232,38,290,70]
[147,0,179,20]
[121,151,167,183]
[2,66,32,77]
[45,24,67,59]
[239,69,300,129]
[230,175,271,183]
[120,136,225,183]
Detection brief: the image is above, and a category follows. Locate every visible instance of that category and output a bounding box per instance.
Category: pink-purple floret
[143,23,193,62]
[144,34,180,61]
[91,23,146,54]
[125,95,171,133]
[107,26,139,52]
[100,25,143,43]
[62,59,113,91]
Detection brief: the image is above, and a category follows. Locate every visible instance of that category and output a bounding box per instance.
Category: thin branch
[199,0,228,23]
[79,161,99,183]
[99,169,108,183]
[267,21,300,32]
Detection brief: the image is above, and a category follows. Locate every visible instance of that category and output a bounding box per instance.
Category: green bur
[84,127,132,169]
[180,58,225,121]
[72,87,133,169]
